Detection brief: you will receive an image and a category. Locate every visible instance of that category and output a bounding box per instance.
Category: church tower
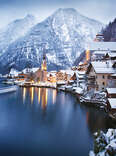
[41,54,47,71]
[41,54,47,82]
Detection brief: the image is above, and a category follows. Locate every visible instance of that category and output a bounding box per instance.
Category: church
[35,54,47,82]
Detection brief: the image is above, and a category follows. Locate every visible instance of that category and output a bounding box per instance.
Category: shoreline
[2,81,115,121]
[19,83,107,110]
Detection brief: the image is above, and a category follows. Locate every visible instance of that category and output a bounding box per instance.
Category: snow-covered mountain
[0,8,104,73]
[0,14,37,56]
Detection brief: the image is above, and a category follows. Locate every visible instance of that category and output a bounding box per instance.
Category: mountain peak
[57,8,77,12]
[24,14,35,20]
[0,8,104,73]
[53,8,79,16]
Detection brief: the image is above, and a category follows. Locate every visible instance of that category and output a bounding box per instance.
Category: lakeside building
[108,74,116,88]
[47,71,57,83]
[89,42,116,52]
[88,42,116,61]
[84,42,116,92]
[106,88,116,114]
[94,33,104,42]
[106,88,116,98]
[86,61,116,91]
[107,98,116,114]
[91,50,116,61]
[56,70,75,82]
[9,68,19,78]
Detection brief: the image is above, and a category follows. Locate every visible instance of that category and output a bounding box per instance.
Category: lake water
[0,85,114,156]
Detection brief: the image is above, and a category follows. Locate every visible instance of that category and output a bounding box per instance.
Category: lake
[0,86,114,156]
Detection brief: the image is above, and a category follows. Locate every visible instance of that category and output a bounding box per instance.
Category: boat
[0,86,17,94]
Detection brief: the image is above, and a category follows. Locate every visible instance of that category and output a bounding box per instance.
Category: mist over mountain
[0,8,103,73]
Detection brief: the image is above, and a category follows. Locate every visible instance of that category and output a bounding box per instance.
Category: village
[1,33,116,121]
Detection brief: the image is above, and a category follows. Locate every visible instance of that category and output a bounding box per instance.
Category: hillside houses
[89,42,116,61]
[86,61,116,91]
[89,42,116,52]
[85,42,116,91]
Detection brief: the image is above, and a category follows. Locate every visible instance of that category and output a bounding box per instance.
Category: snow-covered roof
[95,68,115,74]
[75,87,83,94]
[76,70,86,75]
[59,70,74,76]
[108,98,116,109]
[50,71,57,73]
[31,68,39,73]
[77,75,85,79]
[57,81,66,85]
[91,61,116,74]
[22,68,30,74]
[89,42,116,51]
[108,52,116,58]
[22,67,39,74]
[93,50,109,55]
[107,88,116,94]
[79,62,84,66]
[47,72,56,77]
[9,68,20,76]
[92,61,113,68]
[65,85,72,89]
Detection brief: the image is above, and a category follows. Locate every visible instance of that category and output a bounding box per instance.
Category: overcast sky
[0,0,115,28]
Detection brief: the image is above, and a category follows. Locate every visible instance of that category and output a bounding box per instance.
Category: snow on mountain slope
[0,14,37,56]
[0,8,104,72]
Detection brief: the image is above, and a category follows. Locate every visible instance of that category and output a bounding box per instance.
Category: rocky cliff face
[0,8,103,73]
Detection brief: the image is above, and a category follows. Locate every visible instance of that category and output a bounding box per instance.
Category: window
[102,75,105,79]
[103,82,105,85]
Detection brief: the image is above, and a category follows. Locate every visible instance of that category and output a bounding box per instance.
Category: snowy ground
[89,129,116,156]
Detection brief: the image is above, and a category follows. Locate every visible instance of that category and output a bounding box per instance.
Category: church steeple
[41,54,47,71]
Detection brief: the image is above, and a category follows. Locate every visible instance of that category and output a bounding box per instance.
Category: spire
[43,54,46,60]
[41,54,47,71]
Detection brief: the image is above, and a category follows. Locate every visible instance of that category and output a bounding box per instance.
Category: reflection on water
[86,108,113,133]
[21,87,114,132]
[41,88,48,110]
[22,87,57,110]
[38,88,41,103]
[52,89,57,104]
[23,87,26,104]
[30,87,34,104]
[0,86,115,156]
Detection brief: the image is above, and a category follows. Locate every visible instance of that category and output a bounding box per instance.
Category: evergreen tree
[102,18,116,41]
